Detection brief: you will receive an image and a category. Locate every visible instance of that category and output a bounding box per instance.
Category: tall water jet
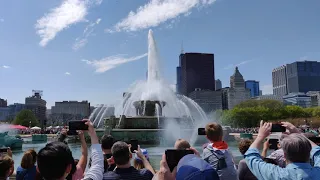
[147,30,160,83]
[95,29,210,145]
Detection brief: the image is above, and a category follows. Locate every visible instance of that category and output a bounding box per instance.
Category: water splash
[91,29,210,145]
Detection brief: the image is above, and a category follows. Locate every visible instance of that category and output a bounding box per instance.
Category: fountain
[0,132,23,149]
[91,30,211,145]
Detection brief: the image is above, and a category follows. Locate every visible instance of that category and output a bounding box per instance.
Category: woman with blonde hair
[16,149,37,180]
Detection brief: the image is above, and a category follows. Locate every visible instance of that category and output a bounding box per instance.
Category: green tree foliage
[13,109,39,127]
[221,99,320,128]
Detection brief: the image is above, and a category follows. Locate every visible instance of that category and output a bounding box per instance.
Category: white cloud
[83,53,147,73]
[35,0,102,47]
[2,65,10,68]
[224,60,253,70]
[261,84,273,95]
[65,72,71,75]
[108,0,216,32]
[73,18,102,50]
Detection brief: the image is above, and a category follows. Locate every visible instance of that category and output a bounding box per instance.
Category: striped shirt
[103,166,153,180]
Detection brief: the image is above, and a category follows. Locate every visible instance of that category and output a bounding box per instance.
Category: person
[237,139,257,180]
[37,120,104,180]
[89,134,115,172]
[153,154,219,180]
[0,148,14,180]
[174,139,191,150]
[261,138,286,168]
[133,148,150,170]
[245,121,320,180]
[103,141,154,180]
[202,122,238,180]
[70,130,88,180]
[16,149,37,180]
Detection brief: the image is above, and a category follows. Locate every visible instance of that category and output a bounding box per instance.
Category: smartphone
[0,147,8,153]
[198,128,206,135]
[67,130,78,136]
[69,120,88,130]
[130,139,138,153]
[271,124,286,132]
[308,137,320,145]
[165,149,194,172]
[269,139,279,150]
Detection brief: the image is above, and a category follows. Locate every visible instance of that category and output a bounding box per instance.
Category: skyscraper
[287,61,320,93]
[245,80,260,97]
[273,61,320,96]
[25,90,47,128]
[177,53,215,96]
[215,79,222,90]
[223,67,251,109]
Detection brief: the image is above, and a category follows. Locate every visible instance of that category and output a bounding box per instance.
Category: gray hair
[281,133,311,163]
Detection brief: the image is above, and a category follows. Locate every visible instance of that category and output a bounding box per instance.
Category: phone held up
[268,139,279,150]
[130,139,138,153]
[271,123,286,133]
[165,149,194,172]
[69,120,88,131]
[0,147,8,153]
[198,128,206,135]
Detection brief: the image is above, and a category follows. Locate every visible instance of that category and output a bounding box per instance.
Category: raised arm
[245,121,285,180]
[77,130,88,173]
[83,120,104,180]
[135,145,155,175]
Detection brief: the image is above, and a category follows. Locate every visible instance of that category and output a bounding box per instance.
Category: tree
[13,109,39,127]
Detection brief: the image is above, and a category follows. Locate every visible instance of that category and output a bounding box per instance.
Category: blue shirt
[244,146,320,180]
[16,166,37,180]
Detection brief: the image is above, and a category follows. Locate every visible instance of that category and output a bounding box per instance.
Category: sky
[1,0,320,108]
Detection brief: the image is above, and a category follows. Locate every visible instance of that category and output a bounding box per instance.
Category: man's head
[281,133,311,163]
[174,139,191,150]
[238,139,253,155]
[205,123,223,142]
[0,154,14,178]
[37,142,75,180]
[101,135,114,150]
[111,141,131,165]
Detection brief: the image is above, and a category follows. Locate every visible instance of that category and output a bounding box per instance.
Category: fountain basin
[0,132,23,149]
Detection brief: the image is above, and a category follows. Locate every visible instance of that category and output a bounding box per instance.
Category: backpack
[206,147,227,170]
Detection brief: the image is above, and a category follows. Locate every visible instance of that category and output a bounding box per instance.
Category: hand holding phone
[165,149,194,172]
[69,120,88,130]
[268,139,279,150]
[0,147,8,153]
[130,139,138,153]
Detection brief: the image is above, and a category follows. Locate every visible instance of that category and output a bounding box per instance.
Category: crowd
[1,119,320,180]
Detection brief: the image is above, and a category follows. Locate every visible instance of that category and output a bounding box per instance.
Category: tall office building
[245,80,260,97]
[25,90,47,128]
[215,79,222,90]
[223,67,251,109]
[177,53,215,96]
[273,61,320,96]
[287,61,320,93]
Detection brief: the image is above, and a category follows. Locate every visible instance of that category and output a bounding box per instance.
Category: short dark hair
[37,142,75,180]
[111,141,130,165]
[205,123,223,142]
[238,139,253,155]
[174,139,191,150]
[101,135,114,150]
[0,155,14,178]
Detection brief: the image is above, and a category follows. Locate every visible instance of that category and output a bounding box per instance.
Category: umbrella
[31,126,41,130]
[46,126,52,129]
[9,125,28,130]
